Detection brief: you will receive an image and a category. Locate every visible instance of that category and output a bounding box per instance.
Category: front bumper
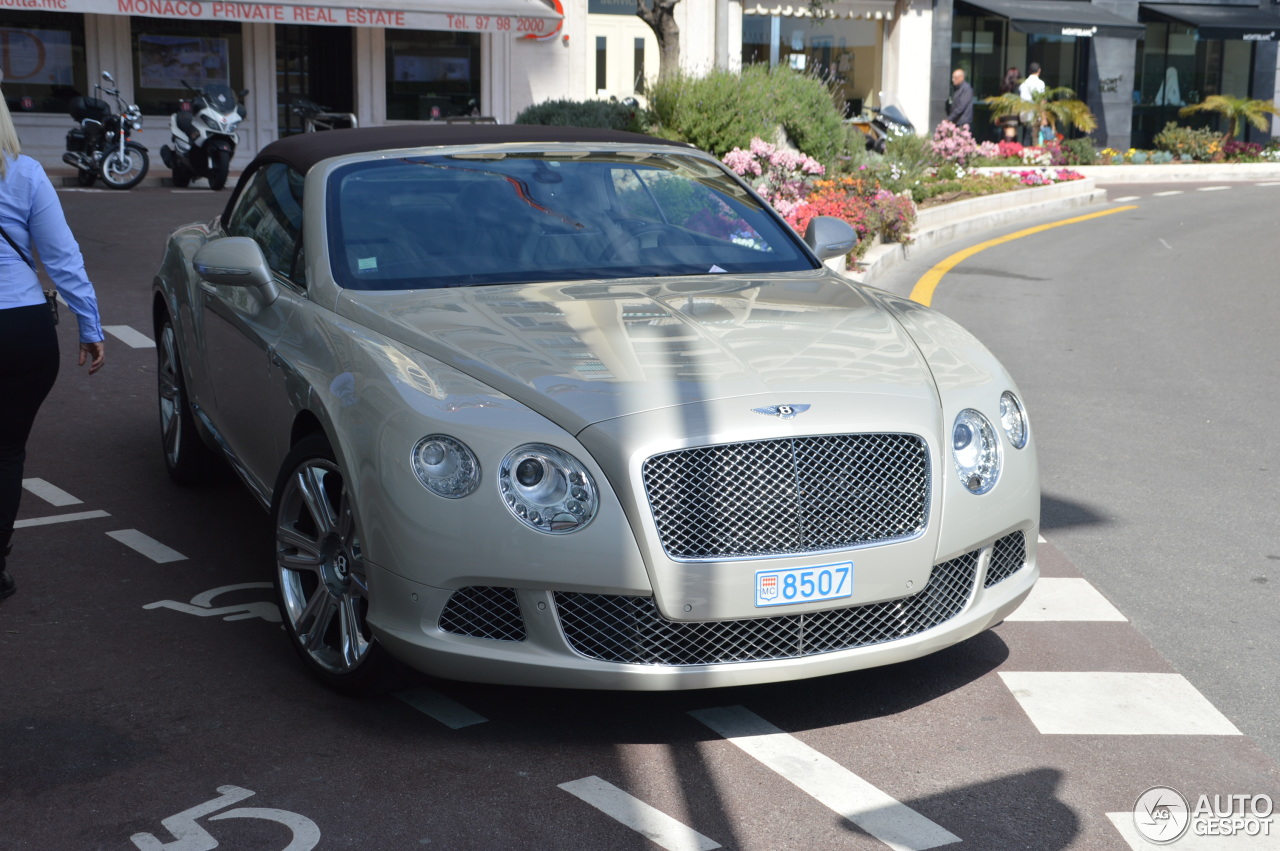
[366,528,1037,690]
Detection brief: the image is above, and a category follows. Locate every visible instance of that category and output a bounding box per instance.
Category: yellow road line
[909,205,1139,306]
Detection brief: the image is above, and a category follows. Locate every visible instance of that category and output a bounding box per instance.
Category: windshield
[326,151,817,290]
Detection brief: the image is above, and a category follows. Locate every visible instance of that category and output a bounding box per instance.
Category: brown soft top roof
[223,124,692,224]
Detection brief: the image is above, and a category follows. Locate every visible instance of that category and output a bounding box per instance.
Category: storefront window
[0,12,87,115]
[131,18,245,116]
[742,15,880,118]
[1132,19,1255,147]
[385,30,480,121]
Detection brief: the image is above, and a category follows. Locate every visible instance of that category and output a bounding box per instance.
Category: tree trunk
[637,0,681,81]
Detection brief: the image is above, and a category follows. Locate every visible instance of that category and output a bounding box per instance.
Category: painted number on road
[131,785,319,850]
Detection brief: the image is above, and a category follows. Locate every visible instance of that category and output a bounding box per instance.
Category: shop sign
[1242,31,1277,41]
[1060,26,1098,37]
[13,0,559,32]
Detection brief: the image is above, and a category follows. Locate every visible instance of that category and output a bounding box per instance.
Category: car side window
[225,163,305,284]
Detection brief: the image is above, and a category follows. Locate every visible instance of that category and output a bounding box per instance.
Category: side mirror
[803,216,857,261]
[193,237,278,303]
[102,71,114,83]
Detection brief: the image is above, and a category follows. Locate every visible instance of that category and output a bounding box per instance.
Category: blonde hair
[0,88,21,178]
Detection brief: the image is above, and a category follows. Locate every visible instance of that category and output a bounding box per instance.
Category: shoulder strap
[0,221,35,270]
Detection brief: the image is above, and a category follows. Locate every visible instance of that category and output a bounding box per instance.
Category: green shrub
[880,132,935,193]
[514,98,643,132]
[647,65,845,161]
[1153,121,1221,161]
[1062,137,1097,165]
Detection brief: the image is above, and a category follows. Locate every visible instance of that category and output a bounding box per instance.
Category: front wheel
[208,147,231,191]
[157,317,223,484]
[272,435,401,694]
[101,142,149,190]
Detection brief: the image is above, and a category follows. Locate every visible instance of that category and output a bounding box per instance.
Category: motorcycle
[63,71,149,190]
[290,97,358,133]
[847,94,915,154]
[160,81,247,190]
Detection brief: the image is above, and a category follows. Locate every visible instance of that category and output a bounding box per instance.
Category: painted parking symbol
[143,582,281,623]
[130,785,320,851]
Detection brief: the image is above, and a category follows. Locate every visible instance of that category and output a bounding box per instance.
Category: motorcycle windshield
[203,84,239,115]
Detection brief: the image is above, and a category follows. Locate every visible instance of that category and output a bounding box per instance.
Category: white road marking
[1160,238,1174,250]
[1197,185,1230,192]
[558,776,721,851]
[1037,534,1047,544]
[104,325,156,348]
[21,478,83,507]
[689,706,960,850]
[1113,196,1140,203]
[394,685,488,729]
[106,529,187,563]
[999,672,1241,735]
[1153,190,1184,197]
[1006,578,1128,621]
[14,509,109,528]
[1107,812,1277,849]
[144,582,281,623]
[1258,181,1280,186]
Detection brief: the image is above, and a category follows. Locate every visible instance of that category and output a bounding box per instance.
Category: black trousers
[0,303,60,570]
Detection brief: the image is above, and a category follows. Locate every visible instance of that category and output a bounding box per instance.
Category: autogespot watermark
[1133,786,1275,844]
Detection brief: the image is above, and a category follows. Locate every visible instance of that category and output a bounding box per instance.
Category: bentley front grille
[984,531,1027,587]
[555,551,978,666]
[438,586,526,641]
[642,434,929,561]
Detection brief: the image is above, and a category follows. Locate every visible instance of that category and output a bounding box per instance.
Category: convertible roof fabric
[224,124,693,223]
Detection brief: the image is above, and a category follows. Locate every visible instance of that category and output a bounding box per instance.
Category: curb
[849,177,1107,287]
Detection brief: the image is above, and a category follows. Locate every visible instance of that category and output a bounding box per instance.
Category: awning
[959,0,1146,39]
[744,2,897,21]
[46,0,561,31]
[1141,4,1280,40]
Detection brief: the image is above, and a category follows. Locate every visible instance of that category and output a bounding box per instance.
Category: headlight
[499,444,598,534]
[200,113,221,131]
[999,391,1029,449]
[412,435,479,498]
[952,409,1001,494]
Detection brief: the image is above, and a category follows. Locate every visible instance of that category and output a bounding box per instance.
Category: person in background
[0,72,106,604]
[1018,63,1046,145]
[946,68,975,130]
[1000,67,1022,141]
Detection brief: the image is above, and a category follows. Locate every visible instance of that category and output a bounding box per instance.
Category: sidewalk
[47,165,242,189]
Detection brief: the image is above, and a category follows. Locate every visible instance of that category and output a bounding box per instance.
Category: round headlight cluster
[411,435,480,498]
[499,444,598,534]
[952,409,1001,494]
[1000,391,1029,449]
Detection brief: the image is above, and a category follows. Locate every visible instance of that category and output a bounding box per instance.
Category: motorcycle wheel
[77,169,97,187]
[170,166,191,189]
[208,148,231,191]
[100,142,149,190]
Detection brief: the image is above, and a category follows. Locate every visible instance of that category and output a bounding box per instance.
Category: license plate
[755,563,853,608]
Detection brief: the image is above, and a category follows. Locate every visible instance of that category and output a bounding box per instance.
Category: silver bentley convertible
[152,125,1039,692]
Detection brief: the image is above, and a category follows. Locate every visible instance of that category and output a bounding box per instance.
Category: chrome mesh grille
[984,531,1026,588]
[438,586,526,641]
[642,434,929,560]
[555,551,978,666]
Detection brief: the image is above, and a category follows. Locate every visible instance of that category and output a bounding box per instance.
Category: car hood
[337,273,939,434]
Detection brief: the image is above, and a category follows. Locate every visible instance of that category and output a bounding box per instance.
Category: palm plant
[1179,95,1280,141]
[984,86,1098,138]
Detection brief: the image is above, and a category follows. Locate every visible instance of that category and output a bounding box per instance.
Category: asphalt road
[1,183,1276,851]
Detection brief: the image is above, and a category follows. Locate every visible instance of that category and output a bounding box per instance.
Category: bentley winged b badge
[752,404,811,420]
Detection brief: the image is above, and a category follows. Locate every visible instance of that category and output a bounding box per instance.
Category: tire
[100,142,149,190]
[77,169,96,187]
[208,147,231,191]
[272,435,402,694]
[157,318,223,484]
[171,166,191,189]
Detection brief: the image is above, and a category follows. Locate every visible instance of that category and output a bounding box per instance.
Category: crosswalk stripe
[21,478,83,507]
[559,776,722,851]
[1197,186,1230,192]
[689,706,960,850]
[106,529,187,563]
[394,686,488,729]
[1106,811,1277,849]
[1113,196,1140,203]
[999,672,1241,735]
[104,325,156,348]
[14,509,110,528]
[1153,190,1184,196]
[1005,577,1127,621]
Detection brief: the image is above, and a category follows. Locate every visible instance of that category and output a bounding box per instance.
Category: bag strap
[0,221,36,271]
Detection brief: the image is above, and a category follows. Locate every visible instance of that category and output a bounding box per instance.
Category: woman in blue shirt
[1,81,106,603]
